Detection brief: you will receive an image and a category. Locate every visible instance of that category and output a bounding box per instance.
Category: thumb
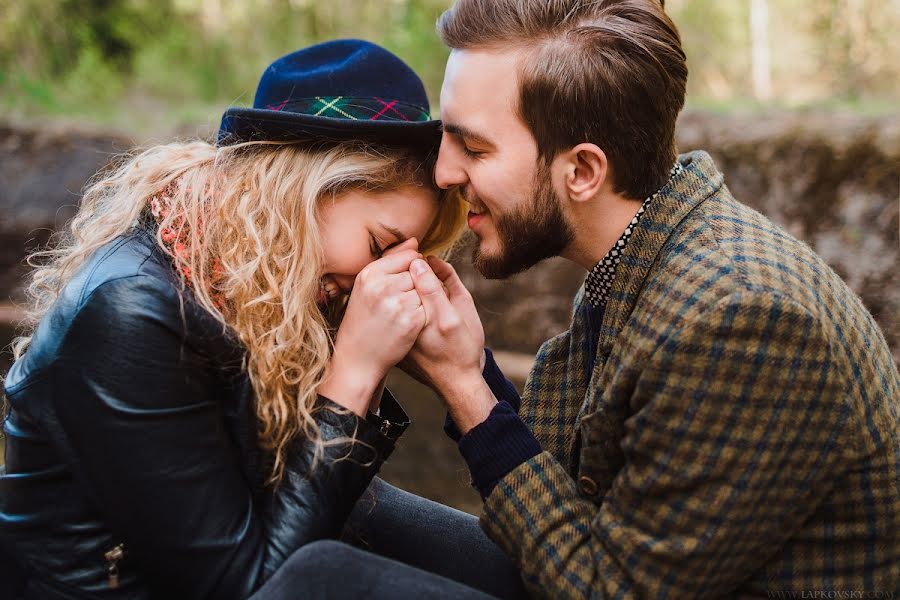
[426,256,468,300]
[410,258,453,326]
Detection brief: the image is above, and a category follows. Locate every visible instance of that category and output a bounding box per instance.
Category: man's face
[436,48,573,279]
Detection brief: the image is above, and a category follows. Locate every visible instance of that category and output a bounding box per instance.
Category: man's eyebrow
[442,123,493,147]
[377,222,408,245]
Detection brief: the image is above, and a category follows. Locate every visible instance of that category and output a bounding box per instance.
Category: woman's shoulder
[67,225,177,307]
[6,229,237,394]
[45,229,183,340]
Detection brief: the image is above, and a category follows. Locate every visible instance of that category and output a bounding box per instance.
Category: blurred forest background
[2,0,899,134]
[1,0,898,513]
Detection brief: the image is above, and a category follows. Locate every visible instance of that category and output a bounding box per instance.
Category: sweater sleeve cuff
[444,348,522,442]
[481,347,522,410]
[458,400,542,500]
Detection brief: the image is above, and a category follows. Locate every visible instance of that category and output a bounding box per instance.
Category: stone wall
[1,112,897,358]
[0,114,897,513]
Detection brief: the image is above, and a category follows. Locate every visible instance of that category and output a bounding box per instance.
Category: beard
[471,164,574,279]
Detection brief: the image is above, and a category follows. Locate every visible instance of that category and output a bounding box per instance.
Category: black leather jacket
[0,222,409,599]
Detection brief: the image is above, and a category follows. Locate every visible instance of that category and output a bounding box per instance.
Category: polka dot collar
[584,162,683,308]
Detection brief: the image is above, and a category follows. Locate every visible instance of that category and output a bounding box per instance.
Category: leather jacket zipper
[104,543,126,589]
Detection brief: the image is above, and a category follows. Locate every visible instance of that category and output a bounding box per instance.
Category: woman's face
[317,184,439,304]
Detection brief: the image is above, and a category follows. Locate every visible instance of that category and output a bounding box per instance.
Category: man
[400,0,900,597]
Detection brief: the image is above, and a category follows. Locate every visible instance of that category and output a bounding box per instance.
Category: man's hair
[438,0,687,199]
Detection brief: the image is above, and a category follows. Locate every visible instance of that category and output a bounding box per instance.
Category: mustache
[459,186,485,208]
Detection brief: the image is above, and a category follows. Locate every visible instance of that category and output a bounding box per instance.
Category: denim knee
[282,540,358,576]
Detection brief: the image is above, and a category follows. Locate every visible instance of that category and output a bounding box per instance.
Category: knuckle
[438,317,461,335]
[357,269,371,287]
[382,295,400,313]
[399,313,418,333]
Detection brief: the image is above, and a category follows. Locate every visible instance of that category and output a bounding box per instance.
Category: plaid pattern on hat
[265,96,431,122]
[479,151,900,598]
[217,40,440,146]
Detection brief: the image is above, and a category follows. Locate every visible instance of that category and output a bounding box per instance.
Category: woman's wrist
[318,352,384,417]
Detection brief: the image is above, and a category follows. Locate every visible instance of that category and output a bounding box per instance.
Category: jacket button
[578,475,599,496]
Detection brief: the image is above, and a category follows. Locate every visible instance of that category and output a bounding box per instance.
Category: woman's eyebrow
[378,222,408,244]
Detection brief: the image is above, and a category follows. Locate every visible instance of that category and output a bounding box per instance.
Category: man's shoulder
[656,187,846,315]
[635,187,897,395]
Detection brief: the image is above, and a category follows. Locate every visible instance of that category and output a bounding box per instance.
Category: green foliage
[0,0,897,133]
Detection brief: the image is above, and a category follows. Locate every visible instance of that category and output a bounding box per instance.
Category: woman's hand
[318,239,425,416]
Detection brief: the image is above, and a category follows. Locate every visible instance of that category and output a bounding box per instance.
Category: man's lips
[467,211,487,230]
[466,201,489,231]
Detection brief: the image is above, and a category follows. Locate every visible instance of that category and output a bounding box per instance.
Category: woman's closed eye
[369,233,385,258]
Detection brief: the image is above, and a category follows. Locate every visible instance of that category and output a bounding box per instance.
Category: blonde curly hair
[10,139,466,485]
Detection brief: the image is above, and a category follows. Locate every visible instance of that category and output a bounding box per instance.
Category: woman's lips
[318,275,346,304]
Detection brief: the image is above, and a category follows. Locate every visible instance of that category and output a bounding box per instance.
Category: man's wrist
[440,371,497,435]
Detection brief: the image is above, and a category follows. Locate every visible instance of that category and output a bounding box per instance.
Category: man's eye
[369,234,384,258]
[462,145,483,158]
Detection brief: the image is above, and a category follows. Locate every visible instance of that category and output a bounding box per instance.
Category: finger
[389,272,415,293]
[368,247,424,275]
[382,237,419,256]
[409,258,455,328]
[398,289,422,309]
[365,272,415,295]
[426,256,469,299]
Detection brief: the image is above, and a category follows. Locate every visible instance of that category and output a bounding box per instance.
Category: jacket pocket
[576,409,626,505]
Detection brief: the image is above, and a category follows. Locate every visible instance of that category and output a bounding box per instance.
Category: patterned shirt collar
[584,162,684,307]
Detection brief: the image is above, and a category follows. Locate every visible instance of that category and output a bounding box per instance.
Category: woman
[0,40,466,598]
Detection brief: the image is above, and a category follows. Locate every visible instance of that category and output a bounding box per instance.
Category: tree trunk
[750,0,773,101]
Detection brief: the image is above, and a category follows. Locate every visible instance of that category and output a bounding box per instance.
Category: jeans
[249,478,527,599]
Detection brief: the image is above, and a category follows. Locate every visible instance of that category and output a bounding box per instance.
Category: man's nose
[434,134,468,190]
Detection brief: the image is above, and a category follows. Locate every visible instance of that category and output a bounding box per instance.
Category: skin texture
[410,47,647,433]
[316,185,438,416]
[318,185,438,298]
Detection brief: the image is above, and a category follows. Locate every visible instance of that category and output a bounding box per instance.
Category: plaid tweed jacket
[482,151,900,598]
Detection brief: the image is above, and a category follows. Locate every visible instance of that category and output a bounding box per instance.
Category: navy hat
[217,39,440,148]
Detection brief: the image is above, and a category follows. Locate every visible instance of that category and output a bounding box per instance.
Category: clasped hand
[321,238,491,429]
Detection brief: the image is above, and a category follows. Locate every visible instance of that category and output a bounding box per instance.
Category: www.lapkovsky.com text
[767,592,896,599]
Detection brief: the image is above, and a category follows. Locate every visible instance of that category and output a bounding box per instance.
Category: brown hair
[438,0,687,199]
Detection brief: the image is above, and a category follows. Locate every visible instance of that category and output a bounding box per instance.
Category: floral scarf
[149,186,227,311]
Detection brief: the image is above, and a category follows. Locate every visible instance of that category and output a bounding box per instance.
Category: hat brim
[217,107,442,148]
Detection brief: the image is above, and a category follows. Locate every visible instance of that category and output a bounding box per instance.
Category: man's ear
[555,143,608,203]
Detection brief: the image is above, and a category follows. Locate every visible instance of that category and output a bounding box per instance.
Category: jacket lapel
[561,152,725,486]
[522,152,726,474]
[580,151,724,417]
[520,288,591,470]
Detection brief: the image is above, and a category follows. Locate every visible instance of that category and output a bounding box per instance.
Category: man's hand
[405,257,496,433]
[399,255,486,387]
